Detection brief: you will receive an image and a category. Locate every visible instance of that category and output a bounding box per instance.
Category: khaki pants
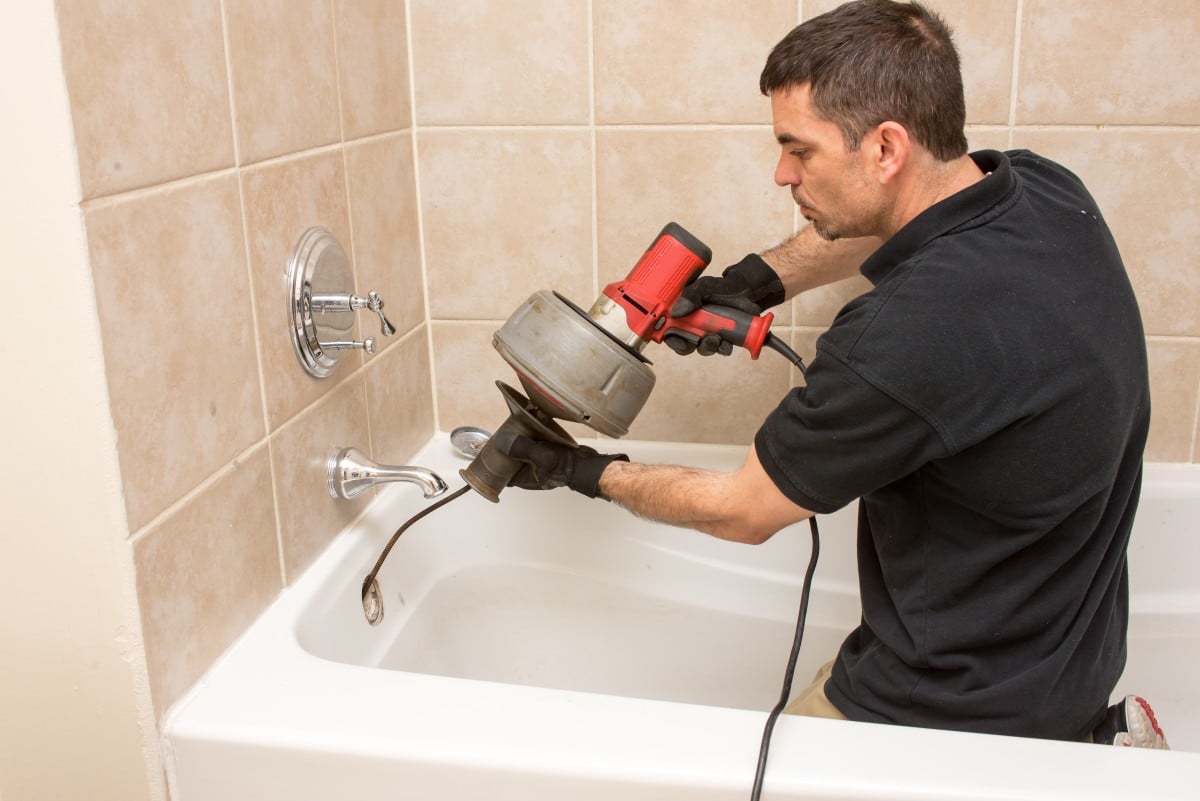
[784,661,1101,742]
[782,659,847,720]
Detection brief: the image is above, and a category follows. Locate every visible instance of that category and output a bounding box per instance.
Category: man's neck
[883,153,986,239]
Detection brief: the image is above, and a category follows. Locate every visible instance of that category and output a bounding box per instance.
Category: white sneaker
[1093,695,1169,749]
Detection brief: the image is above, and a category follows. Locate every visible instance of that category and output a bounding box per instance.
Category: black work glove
[491,430,628,499]
[665,253,785,356]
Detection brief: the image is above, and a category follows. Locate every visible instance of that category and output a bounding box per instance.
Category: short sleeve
[754,348,949,514]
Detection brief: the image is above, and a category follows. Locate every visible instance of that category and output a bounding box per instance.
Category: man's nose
[774,155,796,187]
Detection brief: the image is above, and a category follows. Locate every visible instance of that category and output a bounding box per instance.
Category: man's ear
[868,121,910,185]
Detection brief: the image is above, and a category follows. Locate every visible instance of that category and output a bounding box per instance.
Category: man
[494,0,1163,746]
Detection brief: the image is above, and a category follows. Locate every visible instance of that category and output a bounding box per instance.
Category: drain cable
[361,484,471,625]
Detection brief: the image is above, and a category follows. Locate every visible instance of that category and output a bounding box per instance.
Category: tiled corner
[333,0,412,140]
[1017,0,1200,125]
[594,0,795,124]
[57,0,234,198]
[365,326,436,465]
[409,0,589,125]
[1145,339,1200,462]
[596,128,795,323]
[626,343,792,445]
[85,174,264,532]
[1011,129,1200,338]
[224,0,341,164]
[241,149,355,430]
[270,375,373,583]
[345,132,425,342]
[133,444,280,716]
[419,129,593,319]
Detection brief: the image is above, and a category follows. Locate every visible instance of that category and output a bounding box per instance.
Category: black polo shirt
[755,150,1150,740]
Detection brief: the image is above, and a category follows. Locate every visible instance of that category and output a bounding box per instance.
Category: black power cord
[750,518,820,800]
[750,340,819,801]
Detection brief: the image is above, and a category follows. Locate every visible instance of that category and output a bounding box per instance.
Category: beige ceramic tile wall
[56,0,1200,739]
[59,0,433,719]
[420,0,1200,462]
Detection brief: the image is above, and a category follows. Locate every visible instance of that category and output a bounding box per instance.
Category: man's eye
[790,150,809,159]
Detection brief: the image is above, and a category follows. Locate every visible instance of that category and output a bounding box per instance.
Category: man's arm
[597,443,813,544]
[761,226,881,300]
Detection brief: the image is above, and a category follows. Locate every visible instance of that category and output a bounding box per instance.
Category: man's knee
[783,660,847,720]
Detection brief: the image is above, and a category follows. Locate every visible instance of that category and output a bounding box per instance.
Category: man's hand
[665,253,785,356]
[670,253,786,317]
[491,431,628,499]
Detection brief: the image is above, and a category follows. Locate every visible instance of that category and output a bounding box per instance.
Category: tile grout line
[127,438,269,547]
[1007,0,1024,147]
[369,122,1200,134]
[218,0,286,590]
[76,121,1200,212]
[126,340,414,549]
[404,0,442,435]
[1145,335,1200,343]
[328,0,376,473]
[414,122,773,133]
[217,0,241,168]
[329,0,347,147]
[429,318,508,328]
[588,0,600,299]
[78,142,343,211]
[1191,368,1200,462]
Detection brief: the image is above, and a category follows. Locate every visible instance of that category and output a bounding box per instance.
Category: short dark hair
[760,0,968,161]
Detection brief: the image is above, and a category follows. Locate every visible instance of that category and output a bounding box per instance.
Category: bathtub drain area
[376,562,846,711]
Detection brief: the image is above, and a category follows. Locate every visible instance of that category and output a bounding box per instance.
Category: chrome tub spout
[326,447,449,500]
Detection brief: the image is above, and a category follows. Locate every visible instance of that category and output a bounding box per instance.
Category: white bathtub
[164,435,1200,800]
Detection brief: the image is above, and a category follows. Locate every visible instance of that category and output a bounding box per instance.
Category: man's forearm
[597,447,813,545]
[761,226,880,299]
[599,461,758,541]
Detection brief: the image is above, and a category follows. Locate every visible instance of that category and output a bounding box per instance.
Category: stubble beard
[808,215,840,241]
[793,189,836,241]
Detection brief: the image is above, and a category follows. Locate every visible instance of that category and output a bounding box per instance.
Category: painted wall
[0,3,160,799]
[3,2,1197,799]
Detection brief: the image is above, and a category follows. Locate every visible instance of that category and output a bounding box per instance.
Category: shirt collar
[860,150,1016,284]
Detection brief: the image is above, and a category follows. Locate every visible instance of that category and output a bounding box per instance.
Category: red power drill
[586,222,797,363]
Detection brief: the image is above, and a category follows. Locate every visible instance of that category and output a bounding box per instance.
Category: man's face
[770,84,884,241]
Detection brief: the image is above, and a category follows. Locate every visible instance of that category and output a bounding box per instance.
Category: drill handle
[601,223,713,341]
[653,305,775,359]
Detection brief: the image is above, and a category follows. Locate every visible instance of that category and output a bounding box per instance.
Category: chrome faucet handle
[309,291,395,337]
[363,291,396,337]
[322,337,376,355]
